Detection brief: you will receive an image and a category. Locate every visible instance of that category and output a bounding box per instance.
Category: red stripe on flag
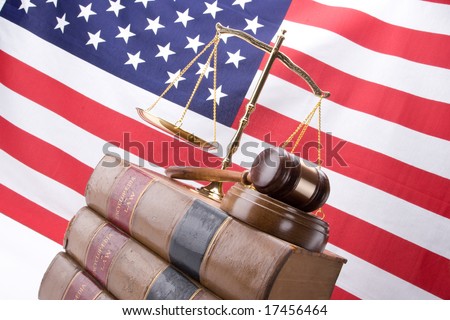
[421,0,450,4]
[330,286,360,300]
[0,186,68,245]
[264,48,450,141]
[233,100,450,219]
[324,204,450,299]
[285,0,450,69]
[0,118,92,195]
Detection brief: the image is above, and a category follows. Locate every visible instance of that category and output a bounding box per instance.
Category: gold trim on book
[189,288,203,300]
[83,221,108,267]
[144,265,168,299]
[128,172,156,237]
[91,290,104,301]
[261,245,294,300]
[61,269,82,300]
[199,216,233,276]
[105,227,129,289]
[105,165,129,221]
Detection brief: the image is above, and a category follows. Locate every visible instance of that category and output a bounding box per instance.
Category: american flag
[1,0,449,300]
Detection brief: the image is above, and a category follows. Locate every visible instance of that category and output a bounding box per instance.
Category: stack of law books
[39,155,346,300]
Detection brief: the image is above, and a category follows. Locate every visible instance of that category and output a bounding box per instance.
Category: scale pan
[136,108,217,150]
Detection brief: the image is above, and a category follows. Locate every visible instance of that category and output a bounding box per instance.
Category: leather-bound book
[64,207,219,300]
[85,155,346,300]
[39,251,114,300]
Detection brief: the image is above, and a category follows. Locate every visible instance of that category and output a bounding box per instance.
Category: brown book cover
[85,155,346,300]
[64,206,219,300]
[39,251,114,300]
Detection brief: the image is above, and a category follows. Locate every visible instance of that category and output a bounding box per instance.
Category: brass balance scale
[137,23,331,253]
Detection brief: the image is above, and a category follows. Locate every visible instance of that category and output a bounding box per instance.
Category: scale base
[197,181,224,202]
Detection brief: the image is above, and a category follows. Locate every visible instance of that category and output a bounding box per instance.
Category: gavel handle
[165,166,252,184]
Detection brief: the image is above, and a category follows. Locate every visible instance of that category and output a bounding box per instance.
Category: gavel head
[249,147,330,212]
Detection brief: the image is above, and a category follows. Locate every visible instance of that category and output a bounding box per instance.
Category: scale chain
[145,32,220,114]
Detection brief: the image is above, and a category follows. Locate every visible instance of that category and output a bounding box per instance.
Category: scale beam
[216,23,330,98]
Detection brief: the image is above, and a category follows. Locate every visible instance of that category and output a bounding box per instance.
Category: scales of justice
[137,23,331,253]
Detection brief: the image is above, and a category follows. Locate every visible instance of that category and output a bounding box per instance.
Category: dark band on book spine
[146,267,198,300]
[169,199,228,280]
[85,224,128,287]
[107,166,154,233]
[63,271,103,300]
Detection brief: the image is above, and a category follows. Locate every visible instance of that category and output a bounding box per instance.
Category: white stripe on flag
[314,0,450,36]
[326,243,439,300]
[1,84,107,168]
[279,20,450,103]
[325,169,450,259]
[0,213,62,299]
[0,150,84,220]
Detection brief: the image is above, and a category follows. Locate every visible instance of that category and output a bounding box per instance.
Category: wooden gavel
[166,147,330,212]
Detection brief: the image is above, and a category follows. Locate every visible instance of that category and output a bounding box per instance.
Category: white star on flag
[78,4,96,22]
[204,1,223,19]
[226,49,246,68]
[46,0,58,7]
[135,0,154,8]
[145,16,165,35]
[185,35,205,53]
[107,0,125,17]
[232,0,252,10]
[175,9,194,28]
[244,16,263,34]
[155,43,176,62]
[196,62,214,79]
[86,30,105,50]
[125,51,145,70]
[19,0,36,14]
[54,14,70,34]
[116,24,136,44]
[207,85,227,105]
[165,70,186,88]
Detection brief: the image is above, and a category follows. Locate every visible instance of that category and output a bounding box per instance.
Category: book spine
[39,252,114,300]
[85,155,294,299]
[64,207,219,300]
